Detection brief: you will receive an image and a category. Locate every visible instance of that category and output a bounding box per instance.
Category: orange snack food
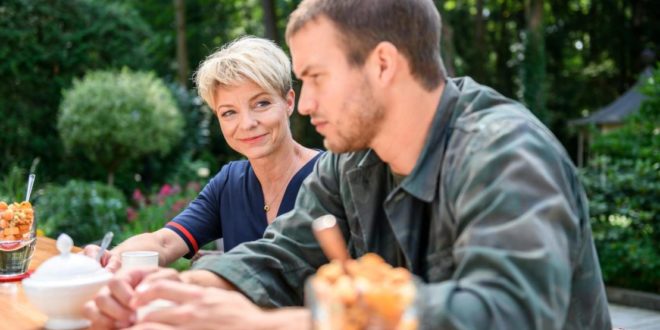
[309,253,418,330]
[0,201,34,241]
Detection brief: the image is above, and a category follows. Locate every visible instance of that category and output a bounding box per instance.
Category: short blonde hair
[194,36,292,107]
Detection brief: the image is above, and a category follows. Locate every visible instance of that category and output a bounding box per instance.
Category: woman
[84,36,321,271]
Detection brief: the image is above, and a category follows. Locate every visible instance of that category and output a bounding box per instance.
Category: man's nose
[297,85,316,116]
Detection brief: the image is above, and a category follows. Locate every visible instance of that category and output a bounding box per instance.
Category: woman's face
[212,80,295,160]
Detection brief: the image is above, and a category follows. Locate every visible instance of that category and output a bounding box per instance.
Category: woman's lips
[239,133,268,144]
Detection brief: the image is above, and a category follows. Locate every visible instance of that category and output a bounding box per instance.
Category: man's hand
[82,244,121,272]
[84,268,168,329]
[126,281,297,330]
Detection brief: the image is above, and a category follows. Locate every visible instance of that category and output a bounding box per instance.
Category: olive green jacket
[194,77,611,329]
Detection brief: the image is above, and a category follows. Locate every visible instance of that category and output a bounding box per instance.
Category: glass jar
[0,202,37,277]
[305,255,419,330]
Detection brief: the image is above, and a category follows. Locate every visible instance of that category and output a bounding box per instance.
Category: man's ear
[367,41,399,87]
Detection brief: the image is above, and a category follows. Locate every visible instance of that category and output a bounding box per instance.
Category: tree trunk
[440,10,456,77]
[522,0,547,123]
[174,0,189,88]
[261,0,278,43]
[473,0,485,81]
[494,0,514,97]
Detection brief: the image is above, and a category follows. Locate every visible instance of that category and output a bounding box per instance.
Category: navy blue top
[166,152,323,258]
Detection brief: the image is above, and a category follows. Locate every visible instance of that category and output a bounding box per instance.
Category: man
[87,0,612,329]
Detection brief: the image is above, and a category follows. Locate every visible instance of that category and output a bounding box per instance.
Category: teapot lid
[30,234,109,281]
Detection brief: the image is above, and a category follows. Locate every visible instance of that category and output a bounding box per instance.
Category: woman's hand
[82,244,121,272]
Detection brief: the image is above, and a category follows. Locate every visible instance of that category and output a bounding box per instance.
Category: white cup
[121,251,159,270]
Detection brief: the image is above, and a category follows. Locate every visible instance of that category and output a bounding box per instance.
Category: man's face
[289,17,384,153]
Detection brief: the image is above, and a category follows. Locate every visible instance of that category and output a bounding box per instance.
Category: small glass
[0,236,37,277]
[305,273,419,330]
[0,209,37,278]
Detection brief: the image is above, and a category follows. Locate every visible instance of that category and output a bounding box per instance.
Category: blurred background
[0,0,658,293]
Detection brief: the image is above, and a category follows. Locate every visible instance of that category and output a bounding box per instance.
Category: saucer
[0,270,32,282]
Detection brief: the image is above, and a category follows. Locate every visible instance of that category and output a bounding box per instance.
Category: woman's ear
[286,89,295,116]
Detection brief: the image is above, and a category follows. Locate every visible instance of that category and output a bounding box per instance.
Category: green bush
[582,157,660,292]
[0,0,153,182]
[36,180,127,245]
[0,160,40,203]
[131,84,214,192]
[58,69,184,185]
[0,166,29,203]
[117,181,208,272]
[117,182,204,244]
[582,65,660,292]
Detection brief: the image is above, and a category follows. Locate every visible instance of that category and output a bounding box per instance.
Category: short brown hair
[286,0,445,91]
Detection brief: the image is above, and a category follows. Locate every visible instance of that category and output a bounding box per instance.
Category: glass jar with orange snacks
[306,253,418,330]
[0,201,35,241]
[0,200,37,277]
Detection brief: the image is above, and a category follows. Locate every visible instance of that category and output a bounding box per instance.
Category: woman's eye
[255,100,272,109]
[220,110,236,118]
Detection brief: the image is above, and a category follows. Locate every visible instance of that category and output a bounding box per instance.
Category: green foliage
[581,66,660,292]
[131,85,215,191]
[0,0,153,182]
[117,182,205,243]
[582,158,660,292]
[0,166,28,202]
[116,181,208,272]
[0,160,40,203]
[57,69,184,183]
[590,66,660,162]
[36,180,127,245]
[115,180,215,271]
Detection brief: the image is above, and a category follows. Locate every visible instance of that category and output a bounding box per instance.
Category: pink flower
[186,181,201,193]
[167,199,189,219]
[158,184,173,198]
[132,189,145,204]
[126,207,138,222]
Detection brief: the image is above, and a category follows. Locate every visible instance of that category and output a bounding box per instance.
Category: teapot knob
[56,234,74,256]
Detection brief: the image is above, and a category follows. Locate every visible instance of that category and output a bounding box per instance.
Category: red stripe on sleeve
[167,221,199,252]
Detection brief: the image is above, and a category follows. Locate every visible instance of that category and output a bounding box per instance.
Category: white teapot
[22,234,112,330]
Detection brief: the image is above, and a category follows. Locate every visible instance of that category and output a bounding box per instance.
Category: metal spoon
[25,174,36,238]
[95,231,114,263]
[25,174,35,202]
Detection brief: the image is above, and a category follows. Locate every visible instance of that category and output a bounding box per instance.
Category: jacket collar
[352,78,460,201]
[401,79,460,202]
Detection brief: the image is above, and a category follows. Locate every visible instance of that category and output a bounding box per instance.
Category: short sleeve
[165,165,229,258]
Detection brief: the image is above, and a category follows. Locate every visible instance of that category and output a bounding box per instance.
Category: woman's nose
[239,111,258,130]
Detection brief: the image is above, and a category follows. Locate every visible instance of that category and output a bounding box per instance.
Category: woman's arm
[84,228,189,271]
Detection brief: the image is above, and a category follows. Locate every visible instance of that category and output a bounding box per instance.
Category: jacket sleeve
[191,152,349,307]
[421,116,582,329]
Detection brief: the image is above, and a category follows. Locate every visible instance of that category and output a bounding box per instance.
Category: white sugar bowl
[22,234,112,330]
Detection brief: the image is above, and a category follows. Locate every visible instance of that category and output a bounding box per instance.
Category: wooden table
[0,236,82,330]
